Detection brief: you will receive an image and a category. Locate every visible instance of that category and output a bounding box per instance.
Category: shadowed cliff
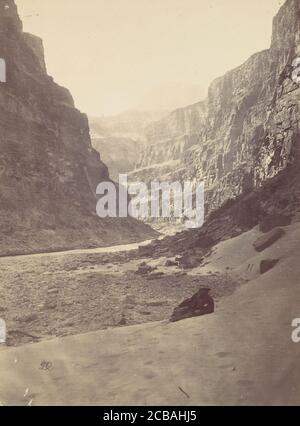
[0,0,156,255]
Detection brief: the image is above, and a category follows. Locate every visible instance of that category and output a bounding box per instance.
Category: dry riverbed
[0,244,239,347]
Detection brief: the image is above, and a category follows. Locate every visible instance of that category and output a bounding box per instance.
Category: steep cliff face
[0,0,155,255]
[134,0,300,213]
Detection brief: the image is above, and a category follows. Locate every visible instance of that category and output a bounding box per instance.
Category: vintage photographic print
[0,0,300,409]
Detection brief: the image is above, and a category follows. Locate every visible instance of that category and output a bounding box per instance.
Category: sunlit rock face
[134,0,300,213]
[0,0,155,254]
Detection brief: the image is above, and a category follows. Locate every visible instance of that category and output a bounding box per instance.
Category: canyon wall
[133,0,300,213]
[0,0,155,255]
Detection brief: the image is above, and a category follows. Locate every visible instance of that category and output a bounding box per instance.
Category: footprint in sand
[218,364,234,369]
[144,372,156,380]
[216,351,231,358]
[237,379,254,387]
[107,367,120,375]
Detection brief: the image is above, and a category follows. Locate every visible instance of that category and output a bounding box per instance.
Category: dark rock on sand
[165,259,178,267]
[117,314,127,326]
[170,288,214,322]
[253,228,285,252]
[260,259,280,274]
[136,262,157,275]
[176,253,202,269]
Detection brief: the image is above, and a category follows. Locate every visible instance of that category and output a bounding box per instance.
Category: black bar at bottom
[0,406,294,424]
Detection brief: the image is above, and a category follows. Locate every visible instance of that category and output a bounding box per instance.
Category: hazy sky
[16,0,284,116]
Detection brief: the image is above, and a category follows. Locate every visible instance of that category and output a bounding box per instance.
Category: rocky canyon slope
[0,0,155,256]
[132,0,300,214]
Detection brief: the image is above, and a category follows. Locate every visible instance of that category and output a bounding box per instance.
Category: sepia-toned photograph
[0,0,300,409]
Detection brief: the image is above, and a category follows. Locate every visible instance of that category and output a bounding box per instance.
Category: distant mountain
[88,82,206,180]
[89,110,167,179]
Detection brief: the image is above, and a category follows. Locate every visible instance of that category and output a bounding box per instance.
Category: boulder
[176,253,202,269]
[253,228,285,252]
[260,259,280,274]
[135,262,157,275]
[170,288,214,322]
[117,315,127,326]
[165,259,178,267]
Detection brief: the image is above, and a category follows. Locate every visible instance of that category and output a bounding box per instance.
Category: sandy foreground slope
[0,223,300,406]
